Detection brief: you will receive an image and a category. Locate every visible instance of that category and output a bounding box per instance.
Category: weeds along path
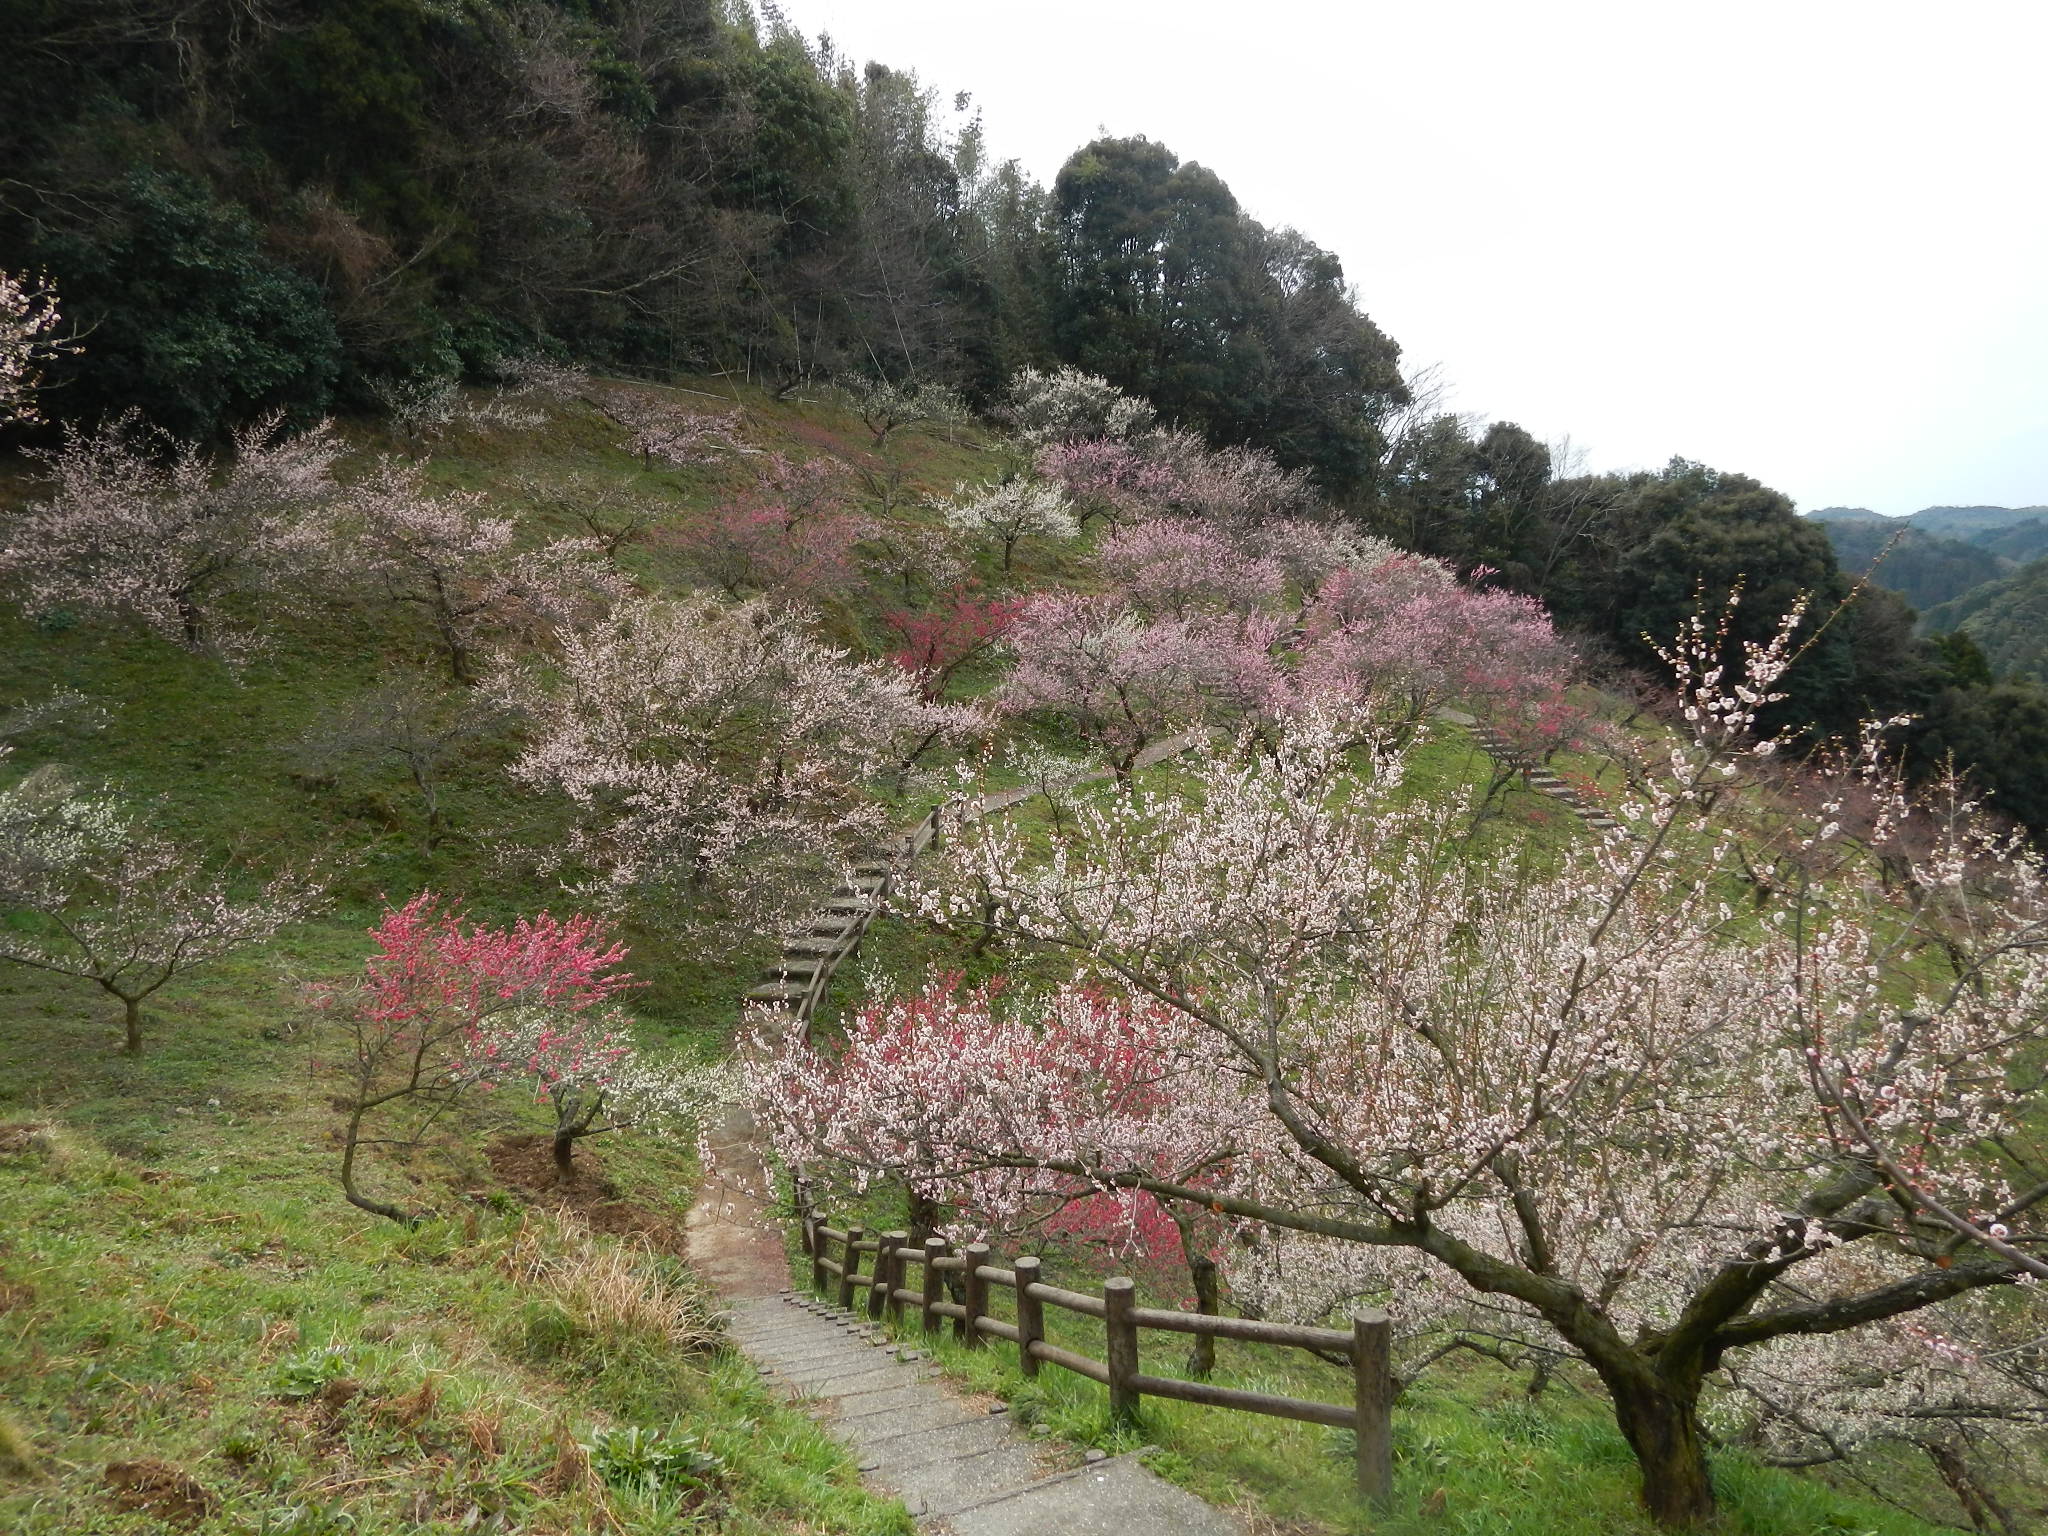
[685,732,1242,1532]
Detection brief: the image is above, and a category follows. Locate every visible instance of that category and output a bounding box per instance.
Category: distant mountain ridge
[1810,503,2048,534]
[1808,503,2048,616]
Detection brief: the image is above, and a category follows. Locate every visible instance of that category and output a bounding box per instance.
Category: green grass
[0,381,1026,1535]
[0,952,912,1535]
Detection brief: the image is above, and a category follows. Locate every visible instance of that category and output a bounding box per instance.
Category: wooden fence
[801,1215,1392,1501]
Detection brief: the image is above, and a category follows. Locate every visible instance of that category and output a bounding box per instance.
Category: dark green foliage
[1931,628,1994,688]
[1914,684,2048,831]
[1924,555,2048,683]
[28,169,342,440]
[1049,137,1405,496]
[244,0,448,237]
[1818,519,2008,613]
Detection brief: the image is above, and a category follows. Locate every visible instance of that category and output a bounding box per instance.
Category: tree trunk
[1607,1372,1715,1527]
[341,1102,417,1226]
[551,1127,577,1180]
[121,993,143,1055]
[1185,1251,1219,1378]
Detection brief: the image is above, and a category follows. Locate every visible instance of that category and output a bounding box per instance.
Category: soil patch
[104,1459,216,1526]
[0,1123,49,1155]
[484,1134,682,1249]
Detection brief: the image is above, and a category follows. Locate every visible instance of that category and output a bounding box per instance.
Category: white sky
[770,0,2048,516]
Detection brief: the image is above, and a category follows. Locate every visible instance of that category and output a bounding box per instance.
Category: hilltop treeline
[5,0,2043,824]
[0,0,1403,495]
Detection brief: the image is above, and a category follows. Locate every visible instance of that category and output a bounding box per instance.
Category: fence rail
[800,1215,1391,1501]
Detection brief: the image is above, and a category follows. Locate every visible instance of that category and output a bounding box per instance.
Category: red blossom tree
[881,588,1023,701]
[321,892,718,1220]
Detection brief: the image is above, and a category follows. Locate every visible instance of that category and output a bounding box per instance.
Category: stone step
[887,1441,1063,1519]
[744,981,810,1004]
[783,935,849,957]
[948,1456,1243,1536]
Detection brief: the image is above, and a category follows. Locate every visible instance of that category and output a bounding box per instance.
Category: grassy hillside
[0,389,2008,1536]
[0,381,1007,1536]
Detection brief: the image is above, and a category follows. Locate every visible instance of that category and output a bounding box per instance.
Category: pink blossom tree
[1093,517,1286,618]
[341,460,622,683]
[0,775,321,1054]
[1145,430,1317,525]
[600,389,744,471]
[1002,593,1282,778]
[498,595,976,931]
[0,412,342,662]
[751,973,1235,1373]
[1034,438,1182,527]
[663,504,866,607]
[757,607,2048,1526]
[1286,557,1577,741]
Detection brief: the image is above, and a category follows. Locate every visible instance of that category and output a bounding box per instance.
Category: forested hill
[7,0,2048,826]
[0,0,1402,497]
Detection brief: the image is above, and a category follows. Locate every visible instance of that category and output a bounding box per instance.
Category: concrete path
[723,1290,1243,1534]
[689,733,1245,1533]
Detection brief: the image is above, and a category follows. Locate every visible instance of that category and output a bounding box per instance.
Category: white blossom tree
[0,412,342,662]
[0,269,71,426]
[937,478,1080,572]
[840,376,968,447]
[755,603,2048,1527]
[341,459,622,683]
[1004,365,1156,445]
[0,776,321,1054]
[498,595,977,930]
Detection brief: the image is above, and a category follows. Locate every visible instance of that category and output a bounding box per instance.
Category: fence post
[873,1230,906,1323]
[1014,1255,1043,1378]
[1352,1310,1392,1504]
[839,1225,864,1311]
[960,1242,991,1347]
[1104,1277,1140,1424]
[809,1218,826,1296]
[920,1237,947,1337]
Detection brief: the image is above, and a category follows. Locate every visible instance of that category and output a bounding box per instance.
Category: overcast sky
[770,0,2047,517]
